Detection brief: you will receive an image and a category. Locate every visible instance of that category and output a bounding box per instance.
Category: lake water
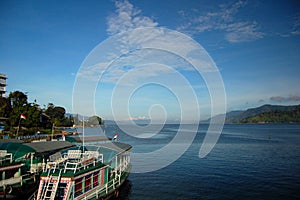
[84,124,300,199]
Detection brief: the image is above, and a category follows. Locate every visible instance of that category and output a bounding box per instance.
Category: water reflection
[110,180,132,200]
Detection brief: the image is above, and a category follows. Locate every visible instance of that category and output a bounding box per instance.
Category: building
[0,74,7,97]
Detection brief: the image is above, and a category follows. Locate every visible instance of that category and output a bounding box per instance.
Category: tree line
[0,91,74,136]
[239,105,300,124]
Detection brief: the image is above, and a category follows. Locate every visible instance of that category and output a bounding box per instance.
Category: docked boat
[0,140,75,199]
[33,137,132,200]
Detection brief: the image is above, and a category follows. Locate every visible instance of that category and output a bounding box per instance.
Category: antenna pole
[82,117,85,153]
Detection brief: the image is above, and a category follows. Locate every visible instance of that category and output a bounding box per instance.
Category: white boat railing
[0,176,22,187]
[45,150,103,174]
[35,148,131,200]
[76,157,131,200]
[0,150,12,164]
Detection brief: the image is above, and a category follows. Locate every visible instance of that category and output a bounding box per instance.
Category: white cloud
[73,0,225,120]
[127,116,150,121]
[107,0,158,35]
[177,0,264,43]
[78,26,219,87]
[291,12,300,35]
[225,21,264,43]
[270,95,300,103]
[95,1,219,86]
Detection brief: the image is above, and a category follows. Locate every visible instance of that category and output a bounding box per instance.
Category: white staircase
[40,170,62,200]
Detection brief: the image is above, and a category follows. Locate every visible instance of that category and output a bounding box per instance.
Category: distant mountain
[206,104,299,124]
[65,113,89,121]
[240,105,300,123]
[201,110,243,124]
[103,120,117,125]
[229,104,298,123]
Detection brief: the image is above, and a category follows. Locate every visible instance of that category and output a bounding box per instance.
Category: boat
[32,136,132,200]
[0,139,75,199]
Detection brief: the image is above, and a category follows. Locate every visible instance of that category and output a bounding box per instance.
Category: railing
[38,169,62,200]
[32,148,130,200]
[0,150,12,164]
[0,79,6,85]
[0,176,22,187]
[77,161,131,200]
[27,191,37,200]
[30,162,45,173]
[44,150,104,174]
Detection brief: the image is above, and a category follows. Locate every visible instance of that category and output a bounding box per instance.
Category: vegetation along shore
[0,90,102,139]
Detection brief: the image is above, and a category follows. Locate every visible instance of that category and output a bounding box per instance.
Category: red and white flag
[20,114,27,120]
[113,133,118,141]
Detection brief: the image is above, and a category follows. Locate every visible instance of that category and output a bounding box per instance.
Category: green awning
[0,141,75,161]
[0,142,34,161]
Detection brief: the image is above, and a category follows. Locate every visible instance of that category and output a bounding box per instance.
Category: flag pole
[51,123,55,141]
[16,117,21,139]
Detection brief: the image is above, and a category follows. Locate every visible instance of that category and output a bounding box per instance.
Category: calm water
[85,124,300,199]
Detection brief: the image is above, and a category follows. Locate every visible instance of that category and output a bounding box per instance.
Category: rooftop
[0,141,75,160]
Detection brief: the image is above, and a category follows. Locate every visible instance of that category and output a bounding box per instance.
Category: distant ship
[32,136,132,200]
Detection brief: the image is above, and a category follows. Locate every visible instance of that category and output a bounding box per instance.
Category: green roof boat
[0,140,75,199]
[31,137,132,200]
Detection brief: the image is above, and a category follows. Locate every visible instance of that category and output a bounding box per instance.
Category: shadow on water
[109,180,132,200]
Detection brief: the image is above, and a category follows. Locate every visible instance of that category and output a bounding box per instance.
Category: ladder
[64,161,78,173]
[40,169,62,200]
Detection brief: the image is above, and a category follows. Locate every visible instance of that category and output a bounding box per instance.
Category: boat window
[75,178,83,197]
[85,174,92,192]
[55,182,67,200]
[93,171,99,187]
[1,167,19,180]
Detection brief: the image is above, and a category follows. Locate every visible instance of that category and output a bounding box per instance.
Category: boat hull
[0,179,39,199]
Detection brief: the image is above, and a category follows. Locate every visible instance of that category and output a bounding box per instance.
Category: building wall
[0,74,7,97]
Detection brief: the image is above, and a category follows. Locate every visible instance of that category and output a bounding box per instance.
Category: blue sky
[1,0,300,122]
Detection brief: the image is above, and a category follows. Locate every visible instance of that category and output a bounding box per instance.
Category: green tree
[6,91,28,129]
[0,96,11,118]
[88,116,103,126]
[45,103,73,127]
[9,91,28,108]
[45,104,65,119]
[23,103,42,127]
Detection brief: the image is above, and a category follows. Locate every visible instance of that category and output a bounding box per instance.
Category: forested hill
[239,105,300,123]
[226,104,299,123]
[207,104,300,124]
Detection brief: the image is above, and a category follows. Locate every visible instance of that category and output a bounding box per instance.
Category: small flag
[20,114,27,120]
[113,133,118,141]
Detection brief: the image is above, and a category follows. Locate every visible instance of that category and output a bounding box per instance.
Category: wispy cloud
[106,0,158,35]
[278,12,300,37]
[291,12,300,36]
[74,0,226,122]
[177,0,264,43]
[270,95,300,103]
[77,0,220,85]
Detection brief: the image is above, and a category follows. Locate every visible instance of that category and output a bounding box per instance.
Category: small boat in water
[0,140,75,199]
[32,137,132,200]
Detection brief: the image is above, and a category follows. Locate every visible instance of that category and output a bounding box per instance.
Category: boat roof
[26,141,75,153]
[101,142,132,153]
[81,141,132,164]
[0,141,75,160]
[66,136,111,143]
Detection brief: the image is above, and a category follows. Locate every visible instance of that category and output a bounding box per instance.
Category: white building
[0,74,7,97]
